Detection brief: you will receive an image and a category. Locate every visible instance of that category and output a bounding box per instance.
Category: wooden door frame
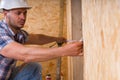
[66,0,83,80]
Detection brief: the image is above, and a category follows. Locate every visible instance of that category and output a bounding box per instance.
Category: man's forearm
[24,47,64,62]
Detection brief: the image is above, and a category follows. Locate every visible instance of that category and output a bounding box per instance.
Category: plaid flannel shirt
[0,20,16,80]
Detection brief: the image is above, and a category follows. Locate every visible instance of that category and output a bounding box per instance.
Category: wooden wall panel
[26,0,68,80]
[82,0,120,80]
[66,0,83,80]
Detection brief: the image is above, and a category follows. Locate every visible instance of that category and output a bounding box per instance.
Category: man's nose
[20,13,26,20]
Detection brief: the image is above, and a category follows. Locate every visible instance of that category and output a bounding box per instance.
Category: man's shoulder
[0,20,8,30]
[0,20,5,27]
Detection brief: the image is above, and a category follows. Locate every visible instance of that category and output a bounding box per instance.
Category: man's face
[5,8,27,29]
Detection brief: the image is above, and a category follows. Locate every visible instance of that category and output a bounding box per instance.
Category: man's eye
[15,12,21,15]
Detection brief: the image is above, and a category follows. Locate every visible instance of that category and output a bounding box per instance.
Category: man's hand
[62,41,83,56]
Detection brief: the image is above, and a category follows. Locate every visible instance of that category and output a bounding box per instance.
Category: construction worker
[0,0,83,80]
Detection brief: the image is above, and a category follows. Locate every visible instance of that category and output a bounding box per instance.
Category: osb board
[26,0,67,37]
[26,0,67,80]
[82,0,120,80]
[66,0,83,80]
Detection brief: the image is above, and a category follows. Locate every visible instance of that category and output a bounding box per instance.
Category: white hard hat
[0,0,31,12]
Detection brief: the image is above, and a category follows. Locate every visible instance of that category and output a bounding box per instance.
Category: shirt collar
[2,20,15,36]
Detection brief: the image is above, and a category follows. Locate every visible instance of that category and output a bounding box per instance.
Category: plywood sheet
[82,0,120,80]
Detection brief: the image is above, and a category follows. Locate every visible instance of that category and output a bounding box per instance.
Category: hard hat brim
[0,6,32,13]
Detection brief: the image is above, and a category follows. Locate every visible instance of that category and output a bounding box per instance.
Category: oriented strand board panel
[27,0,67,80]
[82,0,120,80]
[66,0,83,80]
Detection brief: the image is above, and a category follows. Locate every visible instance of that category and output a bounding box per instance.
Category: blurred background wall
[25,0,67,80]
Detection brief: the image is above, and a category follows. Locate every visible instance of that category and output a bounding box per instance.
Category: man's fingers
[79,52,84,56]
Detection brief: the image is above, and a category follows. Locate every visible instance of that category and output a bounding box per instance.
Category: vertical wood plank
[82,0,120,80]
[66,0,73,79]
[66,0,83,80]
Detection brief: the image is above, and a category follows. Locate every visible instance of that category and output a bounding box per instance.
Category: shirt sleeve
[0,28,14,50]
